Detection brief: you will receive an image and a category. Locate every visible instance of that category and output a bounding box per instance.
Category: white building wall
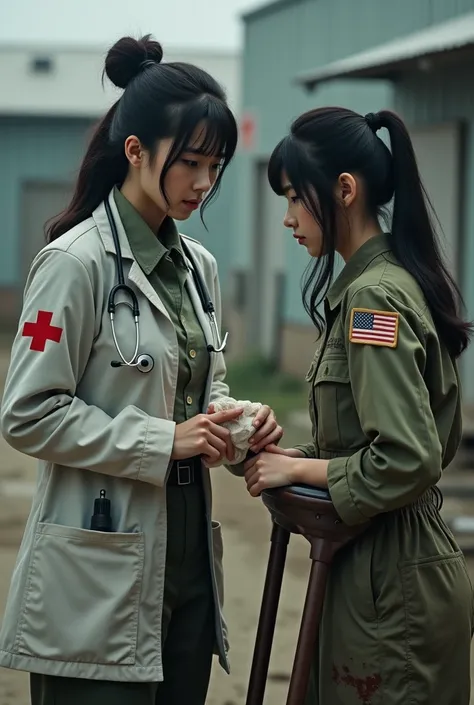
[0,44,241,117]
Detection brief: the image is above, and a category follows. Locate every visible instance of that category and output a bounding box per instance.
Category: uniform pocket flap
[314,356,350,384]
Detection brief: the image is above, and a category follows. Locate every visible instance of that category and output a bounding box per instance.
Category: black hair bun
[104,34,163,89]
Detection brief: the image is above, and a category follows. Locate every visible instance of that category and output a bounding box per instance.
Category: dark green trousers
[30,483,216,705]
[304,493,473,704]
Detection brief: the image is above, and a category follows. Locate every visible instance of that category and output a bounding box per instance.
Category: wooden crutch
[245,484,366,705]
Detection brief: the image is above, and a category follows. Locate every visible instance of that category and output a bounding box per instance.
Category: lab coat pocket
[313,355,360,451]
[16,522,145,665]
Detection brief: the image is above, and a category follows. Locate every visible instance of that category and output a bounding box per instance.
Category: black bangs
[192,96,238,161]
[166,95,237,165]
[268,132,328,228]
[268,134,314,199]
[159,94,238,224]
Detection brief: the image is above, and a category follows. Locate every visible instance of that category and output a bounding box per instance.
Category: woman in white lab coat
[0,34,282,705]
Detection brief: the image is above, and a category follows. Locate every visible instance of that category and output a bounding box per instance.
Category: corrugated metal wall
[236,0,474,403]
[396,64,474,405]
[0,116,93,289]
[236,0,400,329]
[0,114,237,310]
[237,0,474,325]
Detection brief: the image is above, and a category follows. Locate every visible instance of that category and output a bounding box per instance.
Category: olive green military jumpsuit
[30,188,216,705]
[295,235,474,705]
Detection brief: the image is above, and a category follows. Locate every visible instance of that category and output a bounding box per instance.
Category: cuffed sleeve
[294,442,316,458]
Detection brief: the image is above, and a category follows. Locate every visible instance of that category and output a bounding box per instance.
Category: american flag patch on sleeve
[349,308,399,348]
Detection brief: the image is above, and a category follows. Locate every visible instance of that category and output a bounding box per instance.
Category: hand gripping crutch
[245,484,366,705]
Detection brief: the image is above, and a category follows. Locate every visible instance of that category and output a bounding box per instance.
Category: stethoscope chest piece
[135,354,154,373]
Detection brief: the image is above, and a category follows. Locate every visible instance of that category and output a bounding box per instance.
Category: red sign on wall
[239,112,257,151]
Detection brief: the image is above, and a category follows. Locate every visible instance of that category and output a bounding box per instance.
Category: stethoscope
[104,198,228,374]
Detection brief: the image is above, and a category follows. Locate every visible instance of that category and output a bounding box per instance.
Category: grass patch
[225,356,307,423]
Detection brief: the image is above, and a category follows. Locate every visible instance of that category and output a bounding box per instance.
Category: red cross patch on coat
[22,311,63,352]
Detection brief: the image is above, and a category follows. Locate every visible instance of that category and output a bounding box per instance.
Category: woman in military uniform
[244,107,474,704]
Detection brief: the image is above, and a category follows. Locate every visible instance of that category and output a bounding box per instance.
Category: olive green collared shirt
[114,187,210,423]
[296,234,462,525]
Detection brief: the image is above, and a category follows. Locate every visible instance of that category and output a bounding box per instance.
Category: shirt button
[189,349,197,359]
[186,395,193,405]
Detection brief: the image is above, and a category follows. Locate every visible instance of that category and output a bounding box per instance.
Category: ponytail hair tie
[365,112,383,133]
[140,59,158,72]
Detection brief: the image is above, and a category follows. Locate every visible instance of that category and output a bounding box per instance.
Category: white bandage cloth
[211,396,263,464]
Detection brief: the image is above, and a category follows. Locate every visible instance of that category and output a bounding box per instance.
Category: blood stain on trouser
[332,664,382,704]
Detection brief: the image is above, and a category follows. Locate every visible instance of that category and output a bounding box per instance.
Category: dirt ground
[0,343,474,704]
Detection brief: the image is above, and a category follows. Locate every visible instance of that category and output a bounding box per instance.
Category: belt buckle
[176,461,193,486]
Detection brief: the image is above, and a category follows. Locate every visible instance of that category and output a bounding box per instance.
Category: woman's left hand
[244,451,296,497]
[248,405,283,453]
[207,403,283,456]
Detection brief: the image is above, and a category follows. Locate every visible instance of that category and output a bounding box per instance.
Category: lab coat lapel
[127,261,171,321]
[94,191,134,260]
[94,191,171,322]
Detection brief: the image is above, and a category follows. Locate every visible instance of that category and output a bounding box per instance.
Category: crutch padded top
[283,484,331,501]
[261,485,367,553]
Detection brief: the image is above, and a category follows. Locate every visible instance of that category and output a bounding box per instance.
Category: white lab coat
[0,189,233,682]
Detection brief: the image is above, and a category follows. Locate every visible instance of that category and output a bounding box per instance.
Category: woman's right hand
[171,408,243,464]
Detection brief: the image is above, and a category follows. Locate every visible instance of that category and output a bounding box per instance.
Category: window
[30,57,54,74]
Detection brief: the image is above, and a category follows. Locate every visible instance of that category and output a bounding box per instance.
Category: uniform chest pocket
[313,355,363,451]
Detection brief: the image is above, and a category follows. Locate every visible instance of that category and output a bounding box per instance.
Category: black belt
[167,458,202,486]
